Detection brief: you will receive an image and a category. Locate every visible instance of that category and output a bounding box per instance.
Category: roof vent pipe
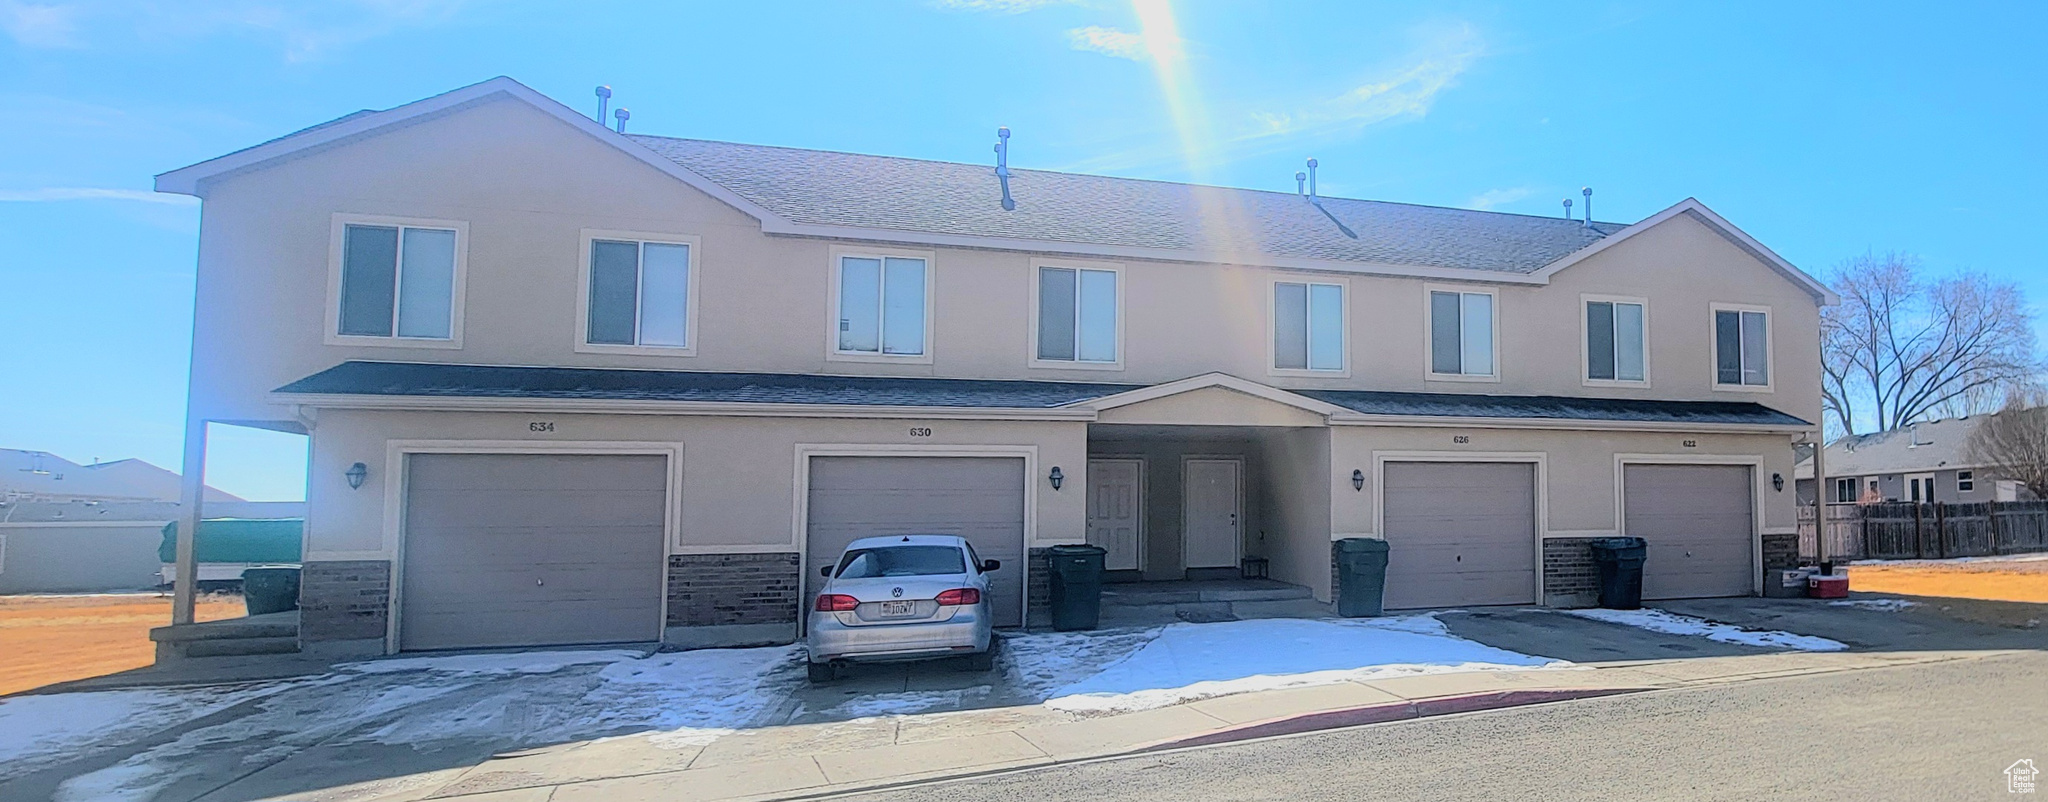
[1562,198,1573,219]
[1581,187,1593,228]
[595,85,611,122]
[613,107,630,134]
[1295,171,1307,196]
[994,127,1015,211]
[1305,158,1320,203]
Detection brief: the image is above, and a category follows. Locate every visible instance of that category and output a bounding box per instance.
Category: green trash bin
[242,567,301,616]
[1589,537,1647,610]
[1335,537,1390,617]
[1047,544,1107,631]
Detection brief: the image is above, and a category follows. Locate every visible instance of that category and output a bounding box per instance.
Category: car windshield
[835,545,966,578]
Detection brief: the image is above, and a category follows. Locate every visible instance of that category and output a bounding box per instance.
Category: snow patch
[337,648,645,675]
[0,685,274,782]
[48,646,803,801]
[1829,598,1919,612]
[1041,616,1565,713]
[1564,608,1847,651]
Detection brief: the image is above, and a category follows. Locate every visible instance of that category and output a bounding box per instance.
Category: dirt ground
[0,592,244,695]
[1847,557,2048,604]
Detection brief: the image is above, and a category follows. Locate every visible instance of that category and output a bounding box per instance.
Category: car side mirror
[819,566,834,577]
[980,559,1001,573]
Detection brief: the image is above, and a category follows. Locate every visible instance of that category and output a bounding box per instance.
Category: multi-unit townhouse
[155,78,1834,656]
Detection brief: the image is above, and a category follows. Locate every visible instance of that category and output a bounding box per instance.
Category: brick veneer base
[1542,538,1601,608]
[1761,532,1800,571]
[1026,548,1052,628]
[300,560,391,642]
[665,553,801,628]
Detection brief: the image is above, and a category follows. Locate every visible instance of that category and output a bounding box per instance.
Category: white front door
[1182,459,1241,570]
[1086,459,1143,571]
[1906,473,1935,503]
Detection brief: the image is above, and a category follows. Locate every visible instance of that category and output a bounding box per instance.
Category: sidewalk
[385,649,1997,802]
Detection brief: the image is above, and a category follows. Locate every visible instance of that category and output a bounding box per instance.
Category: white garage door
[1625,464,1755,599]
[1382,462,1538,609]
[400,454,667,651]
[806,457,1027,627]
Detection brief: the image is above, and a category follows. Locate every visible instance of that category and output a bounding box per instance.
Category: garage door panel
[401,454,667,651]
[406,489,665,526]
[1382,462,1537,609]
[1625,464,1754,600]
[807,457,1026,628]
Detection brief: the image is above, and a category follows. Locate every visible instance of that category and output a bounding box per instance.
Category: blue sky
[3,1,2043,500]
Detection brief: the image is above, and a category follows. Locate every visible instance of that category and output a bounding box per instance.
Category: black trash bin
[1589,537,1647,610]
[242,566,301,616]
[1047,544,1107,631]
[1334,537,1390,617]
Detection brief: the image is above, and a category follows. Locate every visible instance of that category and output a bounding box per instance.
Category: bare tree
[1821,252,2039,436]
[1964,391,2048,499]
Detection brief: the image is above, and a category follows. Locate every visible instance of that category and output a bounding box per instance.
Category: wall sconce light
[345,462,369,490]
[1352,469,1365,492]
[1048,466,1064,491]
[1772,472,1785,492]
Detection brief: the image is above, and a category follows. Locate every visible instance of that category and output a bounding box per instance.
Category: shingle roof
[1298,390,1811,427]
[1796,416,1990,477]
[275,361,1143,409]
[277,362,1809,428]
[629,136,1625,274]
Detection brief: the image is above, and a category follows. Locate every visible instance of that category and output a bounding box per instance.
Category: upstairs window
[1714,306,1771,387]
[1429,289,1495,378]
[836,254,927,357]
[585,236,694,350]
[1036,265,1118,364]
[1586,298,1647,382]
[1274,281,1344,371]
[337,221,459,341]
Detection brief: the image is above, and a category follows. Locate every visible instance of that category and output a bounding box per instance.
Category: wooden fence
[1798,500,2048,561]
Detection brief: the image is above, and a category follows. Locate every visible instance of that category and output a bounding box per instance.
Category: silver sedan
[805,534,1000,682]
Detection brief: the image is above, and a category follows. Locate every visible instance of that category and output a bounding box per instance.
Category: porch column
[172,419,208,625]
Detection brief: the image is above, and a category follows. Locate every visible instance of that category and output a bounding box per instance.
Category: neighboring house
[0,450,274,593]
[82,458,246,504]
[0,500,306,593]
[154,77,1833,657]
[0,448,242,503]
[1794,416,2033,505]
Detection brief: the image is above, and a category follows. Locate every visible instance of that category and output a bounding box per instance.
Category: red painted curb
[1141,687,1649,752]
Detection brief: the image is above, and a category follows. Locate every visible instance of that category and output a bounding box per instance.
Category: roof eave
[1534,198,1839,306]
[151,77,794,230]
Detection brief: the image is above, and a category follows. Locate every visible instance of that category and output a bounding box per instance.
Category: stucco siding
[304,408,1088,558]
[186,97,1826,433]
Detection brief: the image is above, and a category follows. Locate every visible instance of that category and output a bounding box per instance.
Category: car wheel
[807,661,836,683]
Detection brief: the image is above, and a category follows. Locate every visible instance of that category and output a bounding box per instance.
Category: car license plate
[879,600,916,617]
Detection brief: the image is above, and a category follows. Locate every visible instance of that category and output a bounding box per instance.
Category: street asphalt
[837,650,2048,802]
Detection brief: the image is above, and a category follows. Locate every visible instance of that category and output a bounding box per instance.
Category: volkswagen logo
[891,587,904,598]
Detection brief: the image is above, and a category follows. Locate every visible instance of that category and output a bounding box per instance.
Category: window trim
[1709,302,1775,393]
[1422,284,1500,383]
[324,213,468,350]
[1833,476,1858,503]
[1957,471,1975,493]
[1027,257,1125,371]
[1268,277,1351,377]
[1580,293,1651,388]
[825,245,936,364]
[573,229,703,357]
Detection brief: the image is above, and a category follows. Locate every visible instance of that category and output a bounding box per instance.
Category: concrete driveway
[1,594,2035,802]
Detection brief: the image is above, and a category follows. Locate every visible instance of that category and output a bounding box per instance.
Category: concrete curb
[1136,687,1653,752]
[745,687,1657,802]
